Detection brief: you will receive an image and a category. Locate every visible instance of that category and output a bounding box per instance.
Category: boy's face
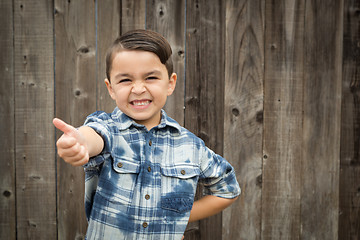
[105,50,177,130]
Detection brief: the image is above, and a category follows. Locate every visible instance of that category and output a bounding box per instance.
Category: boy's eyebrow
[114,70,162,80]
[113,73,132,79]
[143,70,162,77]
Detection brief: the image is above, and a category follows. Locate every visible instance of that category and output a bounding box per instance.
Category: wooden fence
[0,0,359,239]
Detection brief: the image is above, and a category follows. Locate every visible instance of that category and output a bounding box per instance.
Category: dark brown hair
[105,29,173,80]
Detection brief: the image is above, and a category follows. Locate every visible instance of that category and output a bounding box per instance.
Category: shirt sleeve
[82,111,113,168]
[198,146,241,199]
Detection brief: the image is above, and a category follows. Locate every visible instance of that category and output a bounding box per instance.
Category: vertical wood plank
[55,0,96,238]
[301,0,343,239]
[185,0,225,239]
[261,0,305,239]
[97,0,120,113]
[0,0,16,239]
[121,0,146,33]
[146,0,186,125]
[14,0,56,238]
[339,0,360,238]
[223,0,265,239]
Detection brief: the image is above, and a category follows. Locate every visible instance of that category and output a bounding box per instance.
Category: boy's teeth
[133,101,150,106]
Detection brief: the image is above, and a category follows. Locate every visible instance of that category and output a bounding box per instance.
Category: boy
[54,29,240,239]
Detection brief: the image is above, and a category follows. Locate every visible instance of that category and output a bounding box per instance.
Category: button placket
[142,132,153,231]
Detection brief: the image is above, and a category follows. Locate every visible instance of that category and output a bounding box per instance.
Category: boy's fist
[53,118,89,166]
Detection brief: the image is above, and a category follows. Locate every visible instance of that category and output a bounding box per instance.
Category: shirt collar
[111,107,182,133]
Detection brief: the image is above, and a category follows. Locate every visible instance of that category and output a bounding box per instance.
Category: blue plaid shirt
[83,107,241,240]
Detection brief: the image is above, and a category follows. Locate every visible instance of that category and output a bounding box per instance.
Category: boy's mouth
[131,100,151,106]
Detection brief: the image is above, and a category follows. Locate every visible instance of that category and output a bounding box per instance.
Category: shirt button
[147,166,151,172]
[149,140,152,146]
[181,170,186,175]
[145,194,150,200]
[142,222,148,228]
[117,162,123,168]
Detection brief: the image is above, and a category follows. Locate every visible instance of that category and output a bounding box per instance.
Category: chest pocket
[97,156,140,205]
[160,164,200,213]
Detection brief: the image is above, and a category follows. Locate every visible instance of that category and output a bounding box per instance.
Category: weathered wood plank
[0,0,16,239]
[339,0,360,238]
[55,0,97,238]
[121,0,146,33]
[301,0,343,239]
[97,0,120,113]
[13,0,56,238]
[261,0,305,239]
[185,0,225,239]
[223,0,265,239]
[146,0,186,125]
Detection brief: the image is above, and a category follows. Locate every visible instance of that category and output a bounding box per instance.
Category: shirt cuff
[203,168,241,199]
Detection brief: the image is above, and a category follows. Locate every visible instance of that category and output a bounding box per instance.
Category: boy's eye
[146,76,158,80]
[119,79,131,83]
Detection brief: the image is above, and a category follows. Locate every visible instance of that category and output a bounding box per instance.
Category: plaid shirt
[83,107,241,240]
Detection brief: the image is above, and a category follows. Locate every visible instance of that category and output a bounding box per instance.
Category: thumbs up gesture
[53,118,90,166]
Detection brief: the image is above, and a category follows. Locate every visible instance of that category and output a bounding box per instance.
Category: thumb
[53,118,85,144]
[53,118,76,135]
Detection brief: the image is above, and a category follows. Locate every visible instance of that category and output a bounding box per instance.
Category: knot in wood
[157,4,165,17]
[232,108,240,116]
[77,46,89,54]
[256,175,262,187]
[159,8,164,17]
[3,190,11,197]
[256,111,263,123]
[178,50,184,58]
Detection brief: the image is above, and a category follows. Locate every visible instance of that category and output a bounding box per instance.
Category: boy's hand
[53,118,89,166]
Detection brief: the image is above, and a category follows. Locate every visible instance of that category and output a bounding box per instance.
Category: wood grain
[55,0,96,238]
[301,0,343,239]
[14,0,56,238]
[261,0,305,239]
[97,0,120,113]
[121,0,146,33]
[339,0,360,238]
[0,0,16,239]
[185,0,225,239]
[223,0,265,239]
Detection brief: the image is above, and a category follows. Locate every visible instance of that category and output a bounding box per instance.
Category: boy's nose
[131,81,146,94]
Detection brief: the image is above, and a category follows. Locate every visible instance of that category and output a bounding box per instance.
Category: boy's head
[104,29,177,130]
[106,29,174,81]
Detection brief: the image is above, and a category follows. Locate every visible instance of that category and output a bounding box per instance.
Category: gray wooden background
[1,0,359,239]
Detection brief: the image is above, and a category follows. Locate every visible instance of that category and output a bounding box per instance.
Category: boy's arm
[78,126,104,157]
[53,118,104,166]
[188,195,238,223]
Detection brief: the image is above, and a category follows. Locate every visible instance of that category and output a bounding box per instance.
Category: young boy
[53,29,240,239]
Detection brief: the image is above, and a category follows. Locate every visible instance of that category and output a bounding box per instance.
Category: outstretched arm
[188,195,238,223]
[53,118,104,166]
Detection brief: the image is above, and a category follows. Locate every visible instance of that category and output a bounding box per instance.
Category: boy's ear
[104,78,116,100]
[167,73,177,96]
